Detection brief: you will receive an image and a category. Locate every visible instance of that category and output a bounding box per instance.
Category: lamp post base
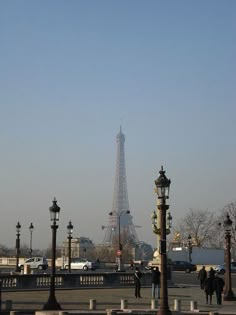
[224,290,236,301]
[43,294,62,310]
[157,307,172,315]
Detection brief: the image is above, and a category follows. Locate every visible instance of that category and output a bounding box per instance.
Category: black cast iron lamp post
[187,234,192,263]
[221,213,236,301]
[154,166,172,315]
[67,221,73,273]
[109,210,130,271]
[15,221,21,272]
[43,198,61,310]
[29,222,34,257]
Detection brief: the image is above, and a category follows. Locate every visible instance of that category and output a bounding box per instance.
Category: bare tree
[174,208,217,247]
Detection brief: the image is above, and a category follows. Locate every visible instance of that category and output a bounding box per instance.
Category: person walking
[204,272,215,304]
[151,266,161,299]
[198,266,207,290]
[214,274,225,305]
[134,267,142,298]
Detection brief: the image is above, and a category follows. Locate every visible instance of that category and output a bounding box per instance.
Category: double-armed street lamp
[15,221,21,272]
[154,166,172,315]
[109,209,130,272]
[43,198,61,310]
[187,234,192,263]
[67,221,73,273]
[219,213,236,301]
[29,222,34,257]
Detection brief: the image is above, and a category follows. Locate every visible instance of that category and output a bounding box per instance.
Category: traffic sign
[117,250,121,256]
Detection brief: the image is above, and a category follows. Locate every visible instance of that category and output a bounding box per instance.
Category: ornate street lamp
[29,222,34,257]
[43,198,61,310]
[187,234,192,263]
[219,213,236,301]
[15,221,21,272]
[109,209,130,271]
[154,166,172,315]
[67,221,73,273]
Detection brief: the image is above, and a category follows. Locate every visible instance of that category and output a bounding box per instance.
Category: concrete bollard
[190,300,198,311]
[174,299,181,311]
[151,299,158,309]
[120,299,128,310]
[89,299,96,310]
[6,300,12,311]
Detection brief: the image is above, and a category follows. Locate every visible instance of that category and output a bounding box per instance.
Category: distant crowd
[198,266,225,305]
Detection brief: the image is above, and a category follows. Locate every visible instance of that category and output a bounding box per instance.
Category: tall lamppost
[43,198,61,310]
[187,234,192,263]
[29,222,34,257]
[109,209,130,272]
[219,213,236,301]
[15,221,21,272]
[154,166,172,315]
[67,221,73,273]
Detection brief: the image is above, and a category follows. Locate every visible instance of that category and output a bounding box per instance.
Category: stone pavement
[1,285,236,314]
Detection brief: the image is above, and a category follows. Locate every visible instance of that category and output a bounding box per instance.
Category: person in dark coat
[134,267,142,298]
[198,266,207,290]
[204,273,215,304]
[151,266,161,299]
[214,274,225,305]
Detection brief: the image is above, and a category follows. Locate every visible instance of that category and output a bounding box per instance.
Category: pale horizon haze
[0,1,235,250]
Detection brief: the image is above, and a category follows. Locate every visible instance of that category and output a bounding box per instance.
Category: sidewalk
[1,286,236,313]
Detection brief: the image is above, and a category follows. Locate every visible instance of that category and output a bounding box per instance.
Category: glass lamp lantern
[155,166,171,198]
[49,198,60,221]
[67,221,73,236]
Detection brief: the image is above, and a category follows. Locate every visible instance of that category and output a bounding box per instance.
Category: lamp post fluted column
[188,234,192,263]
[29,222,34,257]
[109,210,130,272]
[223,214,236,301]
[154,166,172,315]
[15,222,21,272]
[43,198,61,310]
[67,221,73,273]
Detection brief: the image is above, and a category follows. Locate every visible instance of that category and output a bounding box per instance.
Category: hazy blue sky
[0,1,235,250]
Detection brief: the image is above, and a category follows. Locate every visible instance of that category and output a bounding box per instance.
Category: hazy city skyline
[0,1,235,250]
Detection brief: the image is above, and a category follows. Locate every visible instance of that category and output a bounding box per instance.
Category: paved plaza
[1,285,236,313]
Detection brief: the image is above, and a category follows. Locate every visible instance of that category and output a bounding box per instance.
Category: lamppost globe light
[154,166,171,199]
[67,220,73,236]
[29,222,34,232]
[223,214,233,232]
[49,197,60,221]
[16,222,21,233]
[151,211,157,223]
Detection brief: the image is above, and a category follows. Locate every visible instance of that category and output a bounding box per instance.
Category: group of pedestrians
[198,266,225,305]
[133,265,161,300]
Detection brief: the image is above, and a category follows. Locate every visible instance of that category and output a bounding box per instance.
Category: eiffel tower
[103,127,139,246]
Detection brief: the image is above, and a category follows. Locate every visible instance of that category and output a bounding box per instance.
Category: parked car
[20,257,48,270]
[172,260,197,273]
[63,258,97,271]
[214,262,236,275]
